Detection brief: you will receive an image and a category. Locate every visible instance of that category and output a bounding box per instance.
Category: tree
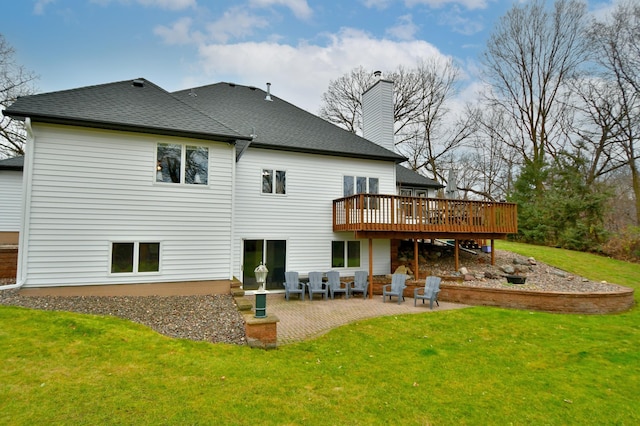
[587,1,640,225]
[0,34,38,158]
[480,0,588,195]
[318,58,468,182]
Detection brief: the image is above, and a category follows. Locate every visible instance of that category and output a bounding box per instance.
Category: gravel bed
[423,249,626,293]
[0,290,247,345]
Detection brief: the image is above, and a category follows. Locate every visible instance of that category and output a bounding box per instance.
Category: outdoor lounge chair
[307,271,328,301]
[284,271,305,301]
[382,273,407,304]
[414,275,441,309]
[327,270,348,299]
[348,270,369,299]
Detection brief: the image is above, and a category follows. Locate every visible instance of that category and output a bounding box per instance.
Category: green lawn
[1,242,638,425]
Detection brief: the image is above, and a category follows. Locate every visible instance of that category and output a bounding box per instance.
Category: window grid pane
[262,169,273,193]
[343,176,354,197]
[275,170,286,194]
[185,146,208,185]
[331,241,345,268]
[111,243,134,273]
[138,243,160,272]
[347,241,360,267]
[157,143,182,183]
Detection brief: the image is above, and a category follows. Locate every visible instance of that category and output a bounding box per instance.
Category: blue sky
[2,0,617,114]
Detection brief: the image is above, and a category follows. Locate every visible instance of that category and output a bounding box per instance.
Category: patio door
[242,239,286,290]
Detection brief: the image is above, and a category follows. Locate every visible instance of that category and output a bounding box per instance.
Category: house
[1,77,415,291]
[2,76,514,293]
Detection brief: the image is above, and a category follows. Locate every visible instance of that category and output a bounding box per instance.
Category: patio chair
[284,271,305,301]
[414,275,441,309]
[348,270,369,299]
[307,271,328,301]
[326,270,348,299]
[382,273,407,304]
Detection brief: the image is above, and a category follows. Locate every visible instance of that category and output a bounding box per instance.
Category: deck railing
[333,194,518,235]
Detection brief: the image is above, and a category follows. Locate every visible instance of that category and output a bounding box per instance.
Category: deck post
[491,239,495,265]
[368,238,373,299]
[413,239,419,281]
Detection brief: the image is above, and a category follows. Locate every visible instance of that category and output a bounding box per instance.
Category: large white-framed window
[344,175,379,208]
[343,176,379,197]
[331,240,361,268]
[156,143,209,185]
[262,169,286,195]
[110,242,161,274]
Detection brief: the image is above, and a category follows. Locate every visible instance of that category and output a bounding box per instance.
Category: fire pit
[504,275,527,284]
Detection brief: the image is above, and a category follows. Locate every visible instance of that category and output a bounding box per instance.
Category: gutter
[1,118,34,291]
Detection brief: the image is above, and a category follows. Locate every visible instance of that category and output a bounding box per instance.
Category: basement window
[331,240,361,268]
[111,242,160,274]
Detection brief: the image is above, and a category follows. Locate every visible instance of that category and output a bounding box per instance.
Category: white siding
[0,169,22,231]
[362,79,394,151]
[233,149,395,281]
[23,124,234,287]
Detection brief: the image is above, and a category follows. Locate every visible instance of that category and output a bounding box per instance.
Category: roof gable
[3,79,248,142]
[173,82,405,162]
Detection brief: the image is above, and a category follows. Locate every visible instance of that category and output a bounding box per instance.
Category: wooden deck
[333,194,517,239]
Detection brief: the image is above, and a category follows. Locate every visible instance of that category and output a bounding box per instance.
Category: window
[331,240,361,268]
[344,176,379,208]
[156,143,208,185]
[111,242,160,274]
[344,176,379,196]
[262,169,286,194]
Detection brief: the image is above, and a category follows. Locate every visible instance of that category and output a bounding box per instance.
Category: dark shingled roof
[396,165,443,189]
[0,156,24,170]
[2,78,249,142]
[173,82,405,162]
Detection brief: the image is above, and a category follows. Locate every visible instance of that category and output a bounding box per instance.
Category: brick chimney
[362,71,394,152]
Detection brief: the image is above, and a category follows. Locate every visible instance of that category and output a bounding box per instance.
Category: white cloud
[439,7,484,35]
[405,0,490,11]
[192,28,446,113]
[206,8,271,43]
[361,0,395,9]
[386,14,419,40]
[154,17,202,45]
[248,0,313,20]
[34,0,55,15]
[90,0,196,10]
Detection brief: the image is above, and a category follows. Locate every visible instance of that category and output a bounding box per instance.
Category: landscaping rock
[500,265,516,275]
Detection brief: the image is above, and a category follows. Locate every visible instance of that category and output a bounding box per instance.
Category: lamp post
[254,262,268,318]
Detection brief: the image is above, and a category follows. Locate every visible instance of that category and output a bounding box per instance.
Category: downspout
[229,141,237,281]
[232,133,254,283]
[2,117,34,291]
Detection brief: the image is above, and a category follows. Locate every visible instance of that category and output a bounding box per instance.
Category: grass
[1,242,639,424]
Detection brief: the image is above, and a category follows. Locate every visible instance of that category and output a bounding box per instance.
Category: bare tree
[0,34,38,158]
[480,0,588,193]
[587,1,640,225]
[319,58,467,182]
[458,105,515,201]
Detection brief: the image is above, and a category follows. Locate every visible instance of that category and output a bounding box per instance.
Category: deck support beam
[368,238,373,299]
[491,239,495,265]
[454,239,459,271]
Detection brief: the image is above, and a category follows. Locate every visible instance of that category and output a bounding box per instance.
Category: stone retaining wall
[371,279,635,314]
